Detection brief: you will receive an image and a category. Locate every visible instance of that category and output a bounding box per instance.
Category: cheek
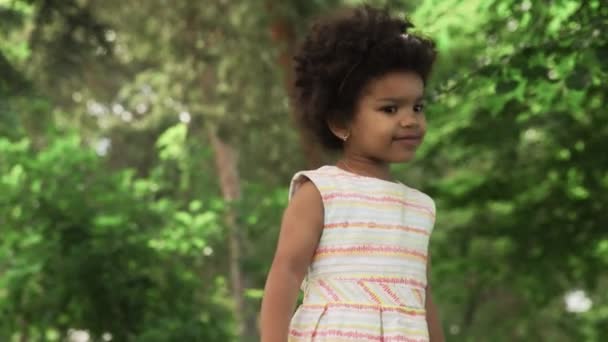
[366,116,395,139]
[419,115,428,133]
[353,111,387,135]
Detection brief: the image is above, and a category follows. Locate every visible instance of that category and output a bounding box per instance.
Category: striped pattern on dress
[287,165,435,342]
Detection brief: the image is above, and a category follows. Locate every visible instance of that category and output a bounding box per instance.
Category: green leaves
[414,0,608,339]
[156,123,188,161]
[148,209,221,255]
[1,0,607,340]
[0,134,234,341]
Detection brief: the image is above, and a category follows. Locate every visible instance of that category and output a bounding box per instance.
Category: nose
[399,110,419,128]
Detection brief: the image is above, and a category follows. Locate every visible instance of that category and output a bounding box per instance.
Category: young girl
[260,5,444,342]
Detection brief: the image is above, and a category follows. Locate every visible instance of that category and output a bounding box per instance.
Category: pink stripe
[413,288,425,306]
[379,283,404,306]
[316,245,427,259]
[324,221,429,235]
[343,277,425,288]
[358,281,383,305]
[290,328,427,341]
[300,302,425,315]
[318,279,341,302]
[323,192,434,216]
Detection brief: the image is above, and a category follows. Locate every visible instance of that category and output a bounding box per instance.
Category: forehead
[362,71,424,99]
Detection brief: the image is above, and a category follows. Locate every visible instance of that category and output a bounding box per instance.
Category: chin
[388,151,417,163]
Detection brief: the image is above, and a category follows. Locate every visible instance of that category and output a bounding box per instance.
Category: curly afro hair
[292,5,437,150]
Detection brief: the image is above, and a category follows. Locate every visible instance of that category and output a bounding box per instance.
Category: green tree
[1,0,606,340]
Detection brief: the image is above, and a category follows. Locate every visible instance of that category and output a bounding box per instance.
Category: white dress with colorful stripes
[287,165,435,342]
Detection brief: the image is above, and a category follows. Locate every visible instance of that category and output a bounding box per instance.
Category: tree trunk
[208,130,251,341]
[19,316,28,342]
[267,2,324,169]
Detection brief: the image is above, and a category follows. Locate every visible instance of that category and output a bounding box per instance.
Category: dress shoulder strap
[288,165,337,201]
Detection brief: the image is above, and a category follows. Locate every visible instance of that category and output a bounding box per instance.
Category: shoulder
[284,177,324,231]
[290,179,322,204]
[403,185,436,216]
[289,165,339,200]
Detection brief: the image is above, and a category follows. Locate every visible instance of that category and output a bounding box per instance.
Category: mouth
[393,135,423,146]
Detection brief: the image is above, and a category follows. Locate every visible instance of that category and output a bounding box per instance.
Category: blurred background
[1,0,606,341]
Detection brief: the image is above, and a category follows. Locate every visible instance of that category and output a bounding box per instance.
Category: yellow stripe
[329,201,434,218]
[310,282,327,301]
[290,322,428,334]
[290,336,426,342]
[318,187,433,205]
[325,222,431,234]
[306,274,427,285]
[316,185,406,197]
[326,279,349,302]
[326,195,432,208]
[358,281,383,305]
[320,233,429,245]
[300,302,425,312]
[314,251,427,261]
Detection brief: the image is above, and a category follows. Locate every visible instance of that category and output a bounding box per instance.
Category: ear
[326,116,350,142]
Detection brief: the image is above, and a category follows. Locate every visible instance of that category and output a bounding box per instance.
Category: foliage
[0,0,606,340]
[0,134,234,341]
[411,0,608,340]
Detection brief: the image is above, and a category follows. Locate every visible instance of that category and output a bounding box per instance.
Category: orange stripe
[329,201,435,218]
[318,279,341,302]
[290,328,427,341]
[413,288,425,306]
[357,281,383,305]
[315,246,427,260]
[299,302,426,315]
[379,283,404,306]
[344,276,425,288]
[324,222,430,235]
[323,192,434,215]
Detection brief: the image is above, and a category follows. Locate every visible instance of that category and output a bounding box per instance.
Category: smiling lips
[393,134,423,147]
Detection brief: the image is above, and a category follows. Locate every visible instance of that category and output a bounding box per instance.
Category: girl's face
[342,71,427,163]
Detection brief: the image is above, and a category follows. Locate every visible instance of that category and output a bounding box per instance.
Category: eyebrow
[376,96,426,103]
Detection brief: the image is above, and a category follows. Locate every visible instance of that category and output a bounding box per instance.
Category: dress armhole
[288,171,326,204]
[287,170,329,293]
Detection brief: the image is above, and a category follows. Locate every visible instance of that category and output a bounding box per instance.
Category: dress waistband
[302,276,427,310]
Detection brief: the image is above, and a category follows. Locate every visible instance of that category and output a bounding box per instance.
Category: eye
[380,105,399,114]
[414,103,426,113]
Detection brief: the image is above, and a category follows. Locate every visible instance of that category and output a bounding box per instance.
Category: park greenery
[1,0,607,341]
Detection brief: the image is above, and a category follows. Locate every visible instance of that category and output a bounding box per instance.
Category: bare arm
[259,180,324,342]
[426,253,445,342]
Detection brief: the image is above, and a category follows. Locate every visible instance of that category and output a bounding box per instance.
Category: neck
[337,155,393,181]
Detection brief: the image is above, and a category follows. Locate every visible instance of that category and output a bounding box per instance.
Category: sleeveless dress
[287,165,436,342]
